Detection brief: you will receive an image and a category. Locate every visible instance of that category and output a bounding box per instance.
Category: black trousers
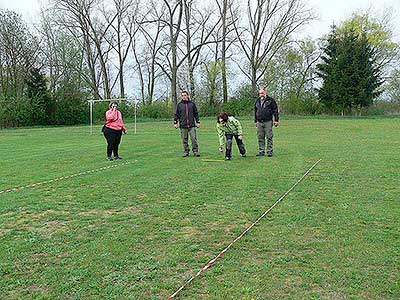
[103,127,123,157]
[225,134,246,158]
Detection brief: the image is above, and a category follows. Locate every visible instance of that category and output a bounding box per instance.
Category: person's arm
[254,100,258,123]
[193,103,200,127]
[233,118,243,136]
[272,99,279,121]
[216,123,225,148]
[271,98,280,126]
[106,109,118,122]
[119,111,127,133]
[174,104,180,128]
[271,98,279,123]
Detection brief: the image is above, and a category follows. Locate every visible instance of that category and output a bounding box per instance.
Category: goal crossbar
[87,98,138,135]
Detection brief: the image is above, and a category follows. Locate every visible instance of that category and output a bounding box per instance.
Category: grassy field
[0,116,399,300]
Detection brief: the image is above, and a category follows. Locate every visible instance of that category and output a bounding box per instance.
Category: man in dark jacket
[254,88,279,157]
[174,90,200,157]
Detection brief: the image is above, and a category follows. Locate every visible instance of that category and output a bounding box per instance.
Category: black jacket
[254,96,279,122]
[174,100,200,128]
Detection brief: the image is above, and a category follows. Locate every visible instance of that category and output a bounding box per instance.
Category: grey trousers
[256,121,273,155]
[180,127,199,154]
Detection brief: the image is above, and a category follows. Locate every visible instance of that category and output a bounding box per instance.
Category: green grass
[0,117,399,300]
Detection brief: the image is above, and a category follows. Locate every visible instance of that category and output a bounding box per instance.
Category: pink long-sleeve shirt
[105,109,126,131]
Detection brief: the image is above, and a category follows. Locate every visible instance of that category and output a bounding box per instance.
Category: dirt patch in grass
[77,206,142,217]
[30,251,50,263]
[39,220,69,237]
[1,209,70,237]
[181,226,202,238]
[0,228,12,237]
[136,193,147,199]
[1,209,69,220]
[0,211,15,218]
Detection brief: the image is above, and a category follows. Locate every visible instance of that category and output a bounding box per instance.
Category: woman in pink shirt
[103,102,127,161]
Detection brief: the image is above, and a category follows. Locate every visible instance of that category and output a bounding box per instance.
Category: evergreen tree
[317,28,342,113]
[317,28,382,115]
[25,68,55,125]
[54,80,88,125]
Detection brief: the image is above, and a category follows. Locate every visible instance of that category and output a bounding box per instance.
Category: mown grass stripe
[168,159,321,299]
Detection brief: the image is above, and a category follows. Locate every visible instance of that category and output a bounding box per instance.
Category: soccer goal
[87,98,139,135]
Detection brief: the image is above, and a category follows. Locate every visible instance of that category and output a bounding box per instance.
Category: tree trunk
[171,46,178,111]
[221,0,228,103]
[168,1,183,111]
[251,66,258,96]
[184,1,196,101]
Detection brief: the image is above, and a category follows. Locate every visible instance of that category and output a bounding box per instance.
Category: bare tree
[0,10,40,98]
[131,1,165,104]
[338,8,400,80]
[50,0,99,98]
[139,18,165,103]
[155,0,221,109]
[0,9,42,127]
[160,0,184,110]
[201,44,222,108]
[214,0,238,103]
[131,22,146,103]
[104,0,138,98]
[181,0,222,101]
[232,0,314,95]
[51,0,119,99]
[39,10,60,96]
[39,9,89,97]
[218,0,229,103]
[293,39,320,99]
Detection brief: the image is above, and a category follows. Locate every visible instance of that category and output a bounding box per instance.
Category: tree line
[0,0,399,128]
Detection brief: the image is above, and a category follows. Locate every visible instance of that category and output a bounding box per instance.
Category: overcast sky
[303,0,400,40]
[0,0,399,40]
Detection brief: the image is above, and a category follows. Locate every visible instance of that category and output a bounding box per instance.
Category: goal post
[88,98,139,135]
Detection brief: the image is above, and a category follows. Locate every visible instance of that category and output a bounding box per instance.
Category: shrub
[138,101,173,119]
[199,101,219,117]
[221,98,254,116]
[53,87,88,125]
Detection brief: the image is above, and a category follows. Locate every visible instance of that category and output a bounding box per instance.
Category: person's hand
[174,123,179,129]
[274,121,280,127]
[123,130,128,134]
[238,135,243,140]
[196,123,201,128]
[218,147,224,153]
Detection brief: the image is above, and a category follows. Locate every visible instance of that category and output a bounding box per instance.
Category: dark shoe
[267,153,273,157]
[107,157,113,161]
[114,156,122,160]
[183,152,189,157]
[193,153,200,157]
[256,152,265,157]
[225,157,231,161]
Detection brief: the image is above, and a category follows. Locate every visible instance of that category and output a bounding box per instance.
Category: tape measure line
[168,159,322,299]
[0,161,136,195]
